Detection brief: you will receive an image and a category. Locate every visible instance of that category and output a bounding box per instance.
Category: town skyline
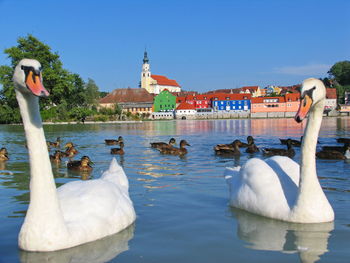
[1,0,349,93]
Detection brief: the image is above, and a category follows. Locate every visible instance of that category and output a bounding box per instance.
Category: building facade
[175,102,197,119]
[99,87,154,115]
[140,51,181,94]
[153,90,176,112]
[211,94,251,112]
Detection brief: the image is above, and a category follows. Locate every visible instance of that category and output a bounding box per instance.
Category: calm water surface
[0,118,349,263]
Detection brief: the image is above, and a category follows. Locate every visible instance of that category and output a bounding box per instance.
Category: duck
[13,59,135,252]
[214,140,242,156]
[150,138,176,150]
[240,136,255,147]
[0,147,9,161]
[47,137,61,148]
[224,78,334,223]
[321,143,349,153]
[67,156,93,172]
[105,136,123,145]
[61,142,78,158]
[111,142,125,155]
[160,139,190,156]
[336,137,350,144]
[279,136,302,147]
[316,144,350,160]
[245,137,259,154]
[49,150,62,164]
[215,136,255,151]
[262,139,295,158]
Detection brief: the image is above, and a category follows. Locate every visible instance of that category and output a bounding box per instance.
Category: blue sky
[1,0,349,93]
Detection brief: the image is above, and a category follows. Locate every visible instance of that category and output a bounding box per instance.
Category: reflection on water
[0,118,349,262]
[232,208,333,263]
[19,224,134,263]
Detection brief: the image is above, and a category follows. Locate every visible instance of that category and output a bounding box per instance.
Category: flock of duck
[212,135,350,160]
[3,59,349,252]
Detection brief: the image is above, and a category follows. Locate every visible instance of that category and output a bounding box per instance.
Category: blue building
[211,94,251,111]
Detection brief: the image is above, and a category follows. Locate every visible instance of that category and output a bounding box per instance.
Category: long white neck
[17,90,69,249]
[292,98,334,222]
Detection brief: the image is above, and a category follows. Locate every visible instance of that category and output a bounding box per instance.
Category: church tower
[141,50,153,93]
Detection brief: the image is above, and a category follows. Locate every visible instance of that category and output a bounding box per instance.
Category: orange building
[251,96,286,113]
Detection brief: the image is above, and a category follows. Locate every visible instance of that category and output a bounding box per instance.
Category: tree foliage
[328,61,350,104]
[0,34,104,123]
[328,61,350,86]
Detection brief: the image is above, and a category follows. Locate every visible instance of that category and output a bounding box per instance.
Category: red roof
[326,88,337,99]
[99,88,154,103]
[209,93,252,101]
[176,96,186,103]
[151,74,180,87]
[176,102,196,110]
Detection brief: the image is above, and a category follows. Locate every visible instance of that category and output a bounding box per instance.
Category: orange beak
[295,94,312,123]
[25,71,49,97]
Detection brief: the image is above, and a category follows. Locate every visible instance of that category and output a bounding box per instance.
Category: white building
[141,51,181,94]
[174,102,196,120]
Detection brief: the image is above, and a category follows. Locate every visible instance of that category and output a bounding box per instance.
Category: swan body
[14,59,136,251]
[225,78,334,223]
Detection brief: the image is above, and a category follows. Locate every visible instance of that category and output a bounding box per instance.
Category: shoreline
[2,115,349,126]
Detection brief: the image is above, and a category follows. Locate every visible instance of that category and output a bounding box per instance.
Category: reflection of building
[99,88,154,114]
[141,51,181,94]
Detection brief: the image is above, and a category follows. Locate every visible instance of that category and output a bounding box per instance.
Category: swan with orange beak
[12,58,49,97]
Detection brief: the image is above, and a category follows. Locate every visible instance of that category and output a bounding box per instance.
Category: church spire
[143,50,149,64]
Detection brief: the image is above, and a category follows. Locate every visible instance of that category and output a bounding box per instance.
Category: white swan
[224,78,334,223]
[14,59,136,251]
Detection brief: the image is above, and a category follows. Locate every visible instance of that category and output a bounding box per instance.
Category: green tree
[328,61,350,104]
[114,103,122,115]
[328,61,350,86]
[84,78,100,106]
[0,34,87,123]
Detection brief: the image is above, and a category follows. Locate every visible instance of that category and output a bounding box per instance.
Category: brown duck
[111,142,125,155]
[246,137,259,154]
[262,139,295,158]
[67,156,93,172]
[336,137,350,144]
[151,138,176,150]
[105,136,123,145]
[279,136,303,147]
[316,144,350,160]
[214,140,242,156]
[160,140,190,156]
[47,137,61,148]
[61,142,78,158]
[322,143,349,153]
[0,148,9,161]
[50,150,62,163]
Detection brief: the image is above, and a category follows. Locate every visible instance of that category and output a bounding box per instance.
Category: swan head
[295,78,326,123]
[13,59,49,97]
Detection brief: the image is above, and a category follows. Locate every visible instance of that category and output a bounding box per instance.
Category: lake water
[0,118,349,263]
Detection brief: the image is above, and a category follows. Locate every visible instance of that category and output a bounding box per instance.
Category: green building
[153,90,176,112]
